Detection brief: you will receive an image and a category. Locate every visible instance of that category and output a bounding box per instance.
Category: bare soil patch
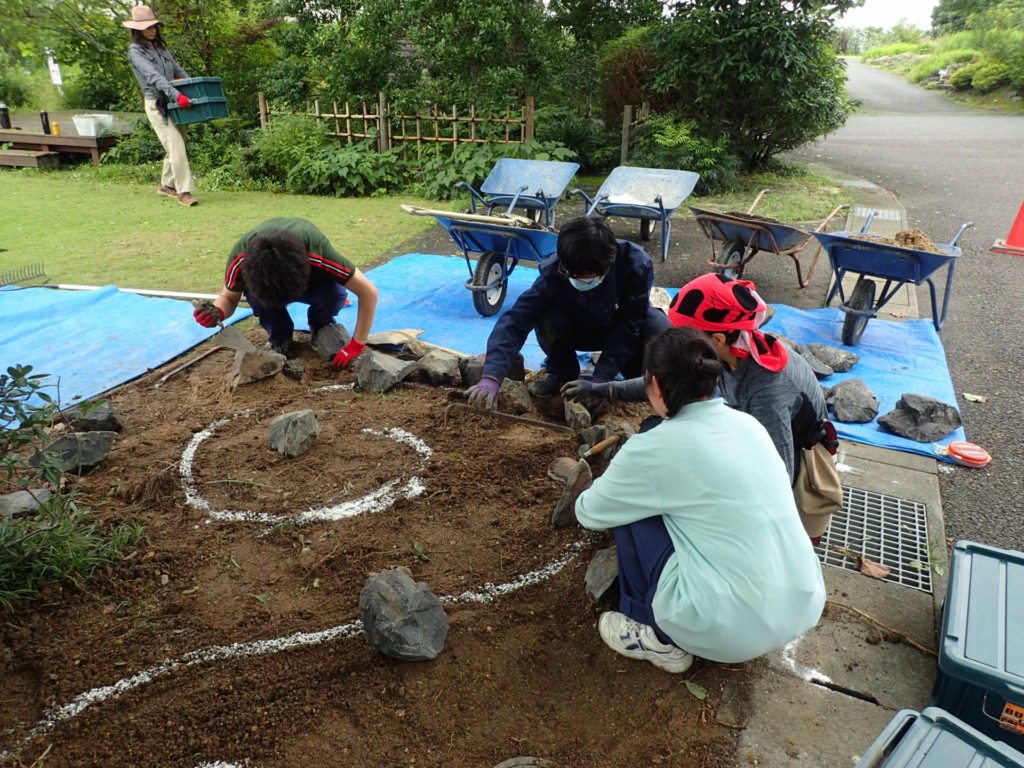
[0,331,744,768]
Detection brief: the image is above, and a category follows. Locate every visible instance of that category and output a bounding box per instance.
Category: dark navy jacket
[481,239,655,381]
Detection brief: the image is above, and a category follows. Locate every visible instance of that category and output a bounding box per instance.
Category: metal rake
[0,263,48,288]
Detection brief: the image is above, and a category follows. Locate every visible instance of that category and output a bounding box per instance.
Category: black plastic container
[39,110,51,134]
[0,103,10,129]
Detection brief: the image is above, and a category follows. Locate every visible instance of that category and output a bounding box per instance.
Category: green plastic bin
[855,707,1024,767]
[168,96,229,126]
[931,540,1024,751]
[172,77,225,101]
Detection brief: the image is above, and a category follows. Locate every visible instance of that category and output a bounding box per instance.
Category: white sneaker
[598,611,694,674]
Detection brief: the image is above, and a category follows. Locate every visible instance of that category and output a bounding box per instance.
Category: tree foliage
[649,0,858,169]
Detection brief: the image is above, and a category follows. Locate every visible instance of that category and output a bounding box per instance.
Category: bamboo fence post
[378,93,390,152]
[524,96,534,141]
[258,92,269,130]
[621,104,633,165]
[345,101,352,145]
[452,104,458,148]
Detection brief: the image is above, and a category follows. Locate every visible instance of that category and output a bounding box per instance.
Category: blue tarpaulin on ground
[760,303,966,461]
[0,255,964,463]
[0,285,251,406]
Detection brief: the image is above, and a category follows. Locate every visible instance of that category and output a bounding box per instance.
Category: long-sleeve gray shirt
[128,43,188,101]
[607,346,827,482]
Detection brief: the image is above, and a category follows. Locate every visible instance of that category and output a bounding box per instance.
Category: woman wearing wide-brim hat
[124,5,198,206]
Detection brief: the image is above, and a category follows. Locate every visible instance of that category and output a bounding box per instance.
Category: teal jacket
[575,398,825,663]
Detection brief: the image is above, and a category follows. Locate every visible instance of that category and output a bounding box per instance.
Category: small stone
[0,489,53,519]
[230,348,285,387]
[807,343,860,373]
[878,393,962,442]
[550,459,592,528]
[825,378,879,423]
[397,339,430,361]
[360,567,448,661]
[282,360,305,381]
[564,399,592,431]
[458,355,486,387]
[355,350,419,393]
[796,344,834,379]
[62,400,122,432]
[418,350,461,387]
[269,410,321,458]
[585,546,618,602]
[580,425,611,448]
[498,379,531,415]
[30,431,116,474]
[312,323,351,361]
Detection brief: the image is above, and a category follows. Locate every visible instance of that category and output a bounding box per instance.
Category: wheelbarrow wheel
[472,251,509,317]
[842,277,876,346]
[721,240,745,280]
[640,219,654,241]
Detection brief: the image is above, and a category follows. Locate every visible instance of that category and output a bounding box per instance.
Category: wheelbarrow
[401,205,559,317]
[689,189,849,287]
[455,158,580,227]
[812,215,973,345]
[571,166,701,263]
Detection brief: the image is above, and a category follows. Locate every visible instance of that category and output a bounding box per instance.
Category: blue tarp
[761,304,966,461]
[0,255,964,462]
[0,285,251,405]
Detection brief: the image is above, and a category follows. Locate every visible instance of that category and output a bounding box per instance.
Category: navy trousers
[246,281,348,346]
[534,306,670,381]
[612,515,680,647]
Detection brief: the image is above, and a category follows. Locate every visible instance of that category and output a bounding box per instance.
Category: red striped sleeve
[225,253,246,290]
[308,252,354,282]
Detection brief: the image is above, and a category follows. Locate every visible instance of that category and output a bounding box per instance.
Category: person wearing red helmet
[564,272,834,539]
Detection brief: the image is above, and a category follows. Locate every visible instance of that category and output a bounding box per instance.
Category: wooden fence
[258,93,535,153]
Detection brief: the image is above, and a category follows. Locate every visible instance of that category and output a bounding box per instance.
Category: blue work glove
[561,379,610,417]
[465,375,500,410]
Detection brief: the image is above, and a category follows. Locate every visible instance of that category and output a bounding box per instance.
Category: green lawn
[0,173,438,292]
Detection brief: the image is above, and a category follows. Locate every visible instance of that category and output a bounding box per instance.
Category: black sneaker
[262,340,292,356]
[528,373,567,398]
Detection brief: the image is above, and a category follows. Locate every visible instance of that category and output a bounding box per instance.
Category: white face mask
[569,275,603,292]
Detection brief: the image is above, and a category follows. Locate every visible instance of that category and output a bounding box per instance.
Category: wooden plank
[0,149,61,169]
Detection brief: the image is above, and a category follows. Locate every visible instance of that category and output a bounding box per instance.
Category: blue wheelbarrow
[401,205,558,317]
[455,158,580,227]
[812,215,973,345]
[571,166,701,262]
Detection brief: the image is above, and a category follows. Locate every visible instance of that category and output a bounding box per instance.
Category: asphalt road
[788,58,1024,550]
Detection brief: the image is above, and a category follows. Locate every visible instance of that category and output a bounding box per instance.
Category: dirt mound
[0,334,741,768]
[849,228,942,253]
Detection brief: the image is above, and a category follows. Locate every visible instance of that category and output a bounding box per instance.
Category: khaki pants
[144,99,194,194]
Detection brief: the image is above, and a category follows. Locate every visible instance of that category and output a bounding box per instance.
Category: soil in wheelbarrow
[850,228,943,253]
[724,212,786,226]
[0,334,742,768]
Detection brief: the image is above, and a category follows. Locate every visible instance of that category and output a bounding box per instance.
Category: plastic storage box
[931,540,1024,751]
[72,113,114,136]
[171,77,225,101]
[854,707,1024,767]
[168,96,230,125]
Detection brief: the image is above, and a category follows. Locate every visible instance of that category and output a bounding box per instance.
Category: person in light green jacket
[575,326,825,673]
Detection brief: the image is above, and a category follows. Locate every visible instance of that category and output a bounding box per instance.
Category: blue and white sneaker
[598,611,694,674]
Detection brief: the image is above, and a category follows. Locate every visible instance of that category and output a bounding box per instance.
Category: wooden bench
[0,148,61,169]
[0,129,121,166]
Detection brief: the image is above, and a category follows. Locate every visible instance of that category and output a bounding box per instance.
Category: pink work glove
[192,302,224,328]
[465,375,500,410]
[176,93,192,109]
[332,339,365,368]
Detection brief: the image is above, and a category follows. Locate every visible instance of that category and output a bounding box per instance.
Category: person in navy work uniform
[192,217,378,367]
[465,216,670,409]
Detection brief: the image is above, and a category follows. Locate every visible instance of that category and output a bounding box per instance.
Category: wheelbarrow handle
[746,188,771,216]
[948,221,974,247]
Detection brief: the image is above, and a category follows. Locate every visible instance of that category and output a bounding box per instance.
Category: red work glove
[332,339,365,368]
[465,375,500,410]
[176,93,192,109]
[192,302,224,328]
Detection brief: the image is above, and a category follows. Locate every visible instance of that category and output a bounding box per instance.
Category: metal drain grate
[814,487,933,593]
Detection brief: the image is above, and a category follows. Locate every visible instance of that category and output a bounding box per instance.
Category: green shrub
[0,365,142,611]
[908,49,981,83]
[249,114,331,183]
[0,57,32,107]
[630,114,740,194]
[285,139,404,196]
[948,62,979,89]
[535,105,616,173]
[862,42,928,59]
[101,117,165,165]
[968,59,1011,92]
[412,138,575,200]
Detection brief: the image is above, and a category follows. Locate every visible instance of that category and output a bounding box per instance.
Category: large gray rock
[230,348,286,387]
[796,344,834,379]
[807,343,860,373]
[418,350,461,387]
[564,399,592,431]
[0,489,53,519]
[360,568,448,661]
[550,459,592,528]
[585,545,619,602]
[458,355,485,387]
[63,400,122,432]
[312,323,351,361]
[31,431,116,474]
[878,393,962,443]
[269,410,321,458]
[825,378,879,423]
[498,379,531,415]
[355,350,419,393]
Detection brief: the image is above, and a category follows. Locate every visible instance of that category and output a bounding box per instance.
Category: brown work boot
[178,192,198,207]
[157,184,177,198]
